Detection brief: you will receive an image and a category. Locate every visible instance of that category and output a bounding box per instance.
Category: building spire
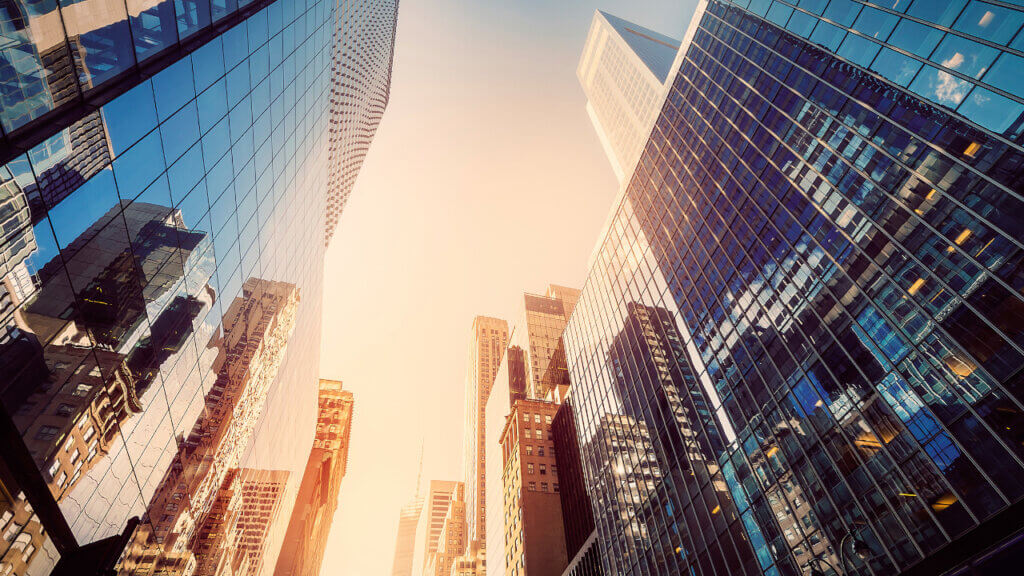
[414,439,424,499]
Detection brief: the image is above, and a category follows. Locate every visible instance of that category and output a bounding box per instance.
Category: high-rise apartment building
[524,285,580,401]
[0,0,397,573]
[578,11,680,183]
[275,380,354,576]
[419,480,461,575]
[564,2,1024,576]
[462,316,509,550]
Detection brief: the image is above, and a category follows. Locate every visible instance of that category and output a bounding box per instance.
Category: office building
[462,316,509,550]
[524,285,580,401]
[0,0,396,573]
[563,2,1024,575]
[578,11,680,183]
[275,380,355,576]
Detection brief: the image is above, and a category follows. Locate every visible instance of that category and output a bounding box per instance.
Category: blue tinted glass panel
[981,52,1024,95]
[811,19,846,51]
[823,0,861,26]
[870,47,923,86]
[889,18,945,57]
[931,34,999,79]
[838,32,881,67]
[787,10,818,38]
[128,0,180,61]
[767,2,794,27]
[175,0,212,38]
[60,0,136,87]
[852,5,899,40]
[906,0,968,27]
[798,0,828,15]
[909,64,973,107]
[957,87,1024,134]
[153,58,197,120]
[953,1,1024,44]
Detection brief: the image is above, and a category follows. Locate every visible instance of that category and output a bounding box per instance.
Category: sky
[319,0,695,573]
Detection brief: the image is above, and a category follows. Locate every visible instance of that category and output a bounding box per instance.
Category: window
[56,403,75,417]
[541,482,548,491]
[535,429,543,440]
[538,446,545,457]
[525,445,533,456]
[540,464,547,475]
[528,482,536,492]
[527,463,534,474]
[554,483,560,493]
[35,426,59,441]
[72,383,91,397]
[552,464,558,476]
[534,414,540,423]
[545,415,551,425]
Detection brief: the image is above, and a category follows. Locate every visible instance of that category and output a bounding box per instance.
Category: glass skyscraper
[0,0,396,574]
[564,1,1024,575]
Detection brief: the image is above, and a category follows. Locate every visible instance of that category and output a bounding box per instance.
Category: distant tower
[462,316,509,550]
[391,445,425,576]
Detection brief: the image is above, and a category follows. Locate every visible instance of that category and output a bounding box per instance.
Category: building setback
[274,380,354,576]
[564,2,1024,576]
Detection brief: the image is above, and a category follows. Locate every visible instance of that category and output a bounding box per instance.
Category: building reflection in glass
[564,1,1024,574]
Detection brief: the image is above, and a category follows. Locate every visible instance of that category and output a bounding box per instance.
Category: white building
[577,11,680,184]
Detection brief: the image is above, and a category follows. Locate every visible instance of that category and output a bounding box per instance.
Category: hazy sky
[319,1,695,573]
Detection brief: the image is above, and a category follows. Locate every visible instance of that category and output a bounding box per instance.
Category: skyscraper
[0,0,397,573]
[565,2,1024,576]
[275,380,355,576]
[524,285,580,401]
[462,316,509,550]
[577,11,680,183]
[391,496,424,576]
[324,0,401,245]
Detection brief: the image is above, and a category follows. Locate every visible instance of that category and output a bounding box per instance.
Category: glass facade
[0,0,395,574]
[563,1,1024,575]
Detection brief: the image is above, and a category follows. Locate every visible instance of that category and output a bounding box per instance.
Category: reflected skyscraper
[0,0,397,573]
[565,2,1024,575]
